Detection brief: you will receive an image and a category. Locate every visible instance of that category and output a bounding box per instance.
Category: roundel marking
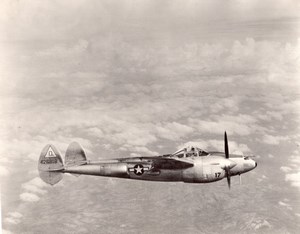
[134,164,144,175]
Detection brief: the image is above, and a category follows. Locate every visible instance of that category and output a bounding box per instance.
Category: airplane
[38,132,257,188]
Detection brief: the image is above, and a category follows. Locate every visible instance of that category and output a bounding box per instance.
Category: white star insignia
[128,164,149,175]
[135,165,143,174]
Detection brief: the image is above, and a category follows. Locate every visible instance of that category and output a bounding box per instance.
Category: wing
[151,157,193,170]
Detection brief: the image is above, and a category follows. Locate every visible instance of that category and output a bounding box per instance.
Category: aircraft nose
[243,157,257,173]
[244,158,257,171]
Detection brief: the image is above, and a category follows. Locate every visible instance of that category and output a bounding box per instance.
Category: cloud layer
[1,1,300,233]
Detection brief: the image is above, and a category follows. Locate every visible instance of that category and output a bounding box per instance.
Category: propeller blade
[224,131,229,159]
[224,131,231,189]
[226,169,231,189]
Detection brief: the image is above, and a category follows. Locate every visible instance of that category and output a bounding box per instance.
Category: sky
[1,0,300,233]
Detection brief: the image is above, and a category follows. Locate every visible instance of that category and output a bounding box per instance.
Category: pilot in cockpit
[172,146,209,158]
[186,147,196,157]
[191,147,196,156]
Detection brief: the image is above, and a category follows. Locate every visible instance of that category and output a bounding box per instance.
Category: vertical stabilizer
[65,142,87,166]
[38,144,64,185]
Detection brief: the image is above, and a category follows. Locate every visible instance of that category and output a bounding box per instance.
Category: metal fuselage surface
[64,153,256,184]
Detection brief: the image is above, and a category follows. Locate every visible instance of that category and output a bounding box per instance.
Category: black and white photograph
[1,0,300,233]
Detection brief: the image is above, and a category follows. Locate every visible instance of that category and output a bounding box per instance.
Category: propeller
[224,131,231,189]
[225,131,229,159]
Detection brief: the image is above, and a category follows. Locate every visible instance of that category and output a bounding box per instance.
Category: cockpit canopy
[172,146,209,158]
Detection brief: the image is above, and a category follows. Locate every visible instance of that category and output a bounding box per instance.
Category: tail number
[41,158,58,164]
[215,172,221,178]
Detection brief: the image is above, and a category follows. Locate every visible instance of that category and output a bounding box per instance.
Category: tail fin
[38,144,64,185]
[65,142,87,166]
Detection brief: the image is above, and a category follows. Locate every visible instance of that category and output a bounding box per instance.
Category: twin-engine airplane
[38,132,257,188]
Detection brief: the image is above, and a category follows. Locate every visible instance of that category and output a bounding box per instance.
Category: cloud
[207,140,250,153]
[191,119,252,136]
[0,39,298,164]
[0,1,299,234]
[130,146,158,156]
[1,0,299,43]
[22,182,47,195]
[258,175,268,183]
[3,179,48,229]
[281,150,300,190]
[111,126,158,146]
[244,217,272,231]
[289,154,300,165]
[278,201,292,210]
[7,212,23,219]
[36,40,89,58]
[21,177,49,196]
[285,172,300,189]
[0,157,12,163]
[86,127,104,138]
[155,122,194,141]
[262,135,289,145]
[4,217,21,225]
[280,166,292,173]
[179,139,250,153]
[257,111,285,122]
[188,114,266,136]
[20,192,40,202]
[0,136,50,163]
[2,229,14,234]
[119,145,158,156]
[0,165,9,176]
[4,212,23,225]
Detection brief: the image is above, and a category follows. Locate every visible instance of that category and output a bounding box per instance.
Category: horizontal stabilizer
[70,173,81,177]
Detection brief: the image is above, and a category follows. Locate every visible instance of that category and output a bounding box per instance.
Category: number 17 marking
[215,172,221,178]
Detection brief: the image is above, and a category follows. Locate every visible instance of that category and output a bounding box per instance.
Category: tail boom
[64,163,129,178]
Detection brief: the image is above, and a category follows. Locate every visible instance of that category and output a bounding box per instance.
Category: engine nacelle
[198,164,225,182]
[182,158,226,183]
